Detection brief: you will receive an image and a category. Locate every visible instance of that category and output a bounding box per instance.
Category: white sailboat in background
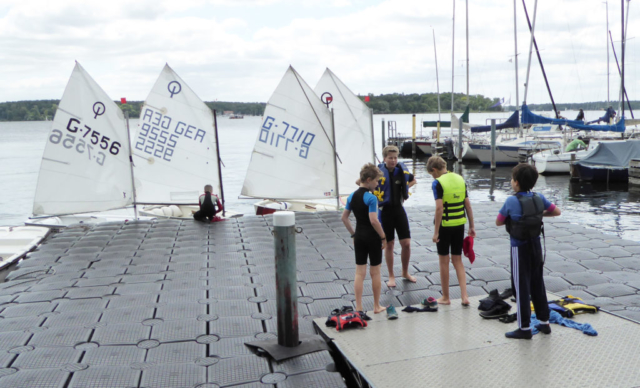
[30,62,140,226]
[243,66,340,215]
[133,64,237,219]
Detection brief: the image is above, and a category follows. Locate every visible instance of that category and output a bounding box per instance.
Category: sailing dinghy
[30,62,140,226]
[133,64,237,219]
[243,66,342,215]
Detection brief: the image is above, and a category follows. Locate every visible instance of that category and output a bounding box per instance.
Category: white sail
[132,64,221,204]
[241,66,337,200]
[314,68,375,195]
[33,62,133,216]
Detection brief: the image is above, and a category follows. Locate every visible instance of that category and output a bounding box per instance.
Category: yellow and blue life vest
[374,162,411,207]
[436,172,466,227]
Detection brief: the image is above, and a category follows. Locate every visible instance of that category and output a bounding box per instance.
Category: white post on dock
[412,114,416,157]
[490,119,497,171]
[382,118,386,154]
[273,211,299,347]
[124,110,138,220]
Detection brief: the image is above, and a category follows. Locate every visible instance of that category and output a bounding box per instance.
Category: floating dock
[0,203,639,387]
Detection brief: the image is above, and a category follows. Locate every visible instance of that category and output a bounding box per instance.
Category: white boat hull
[532,149,590,174]
[0,226,50,269]
[254,199,340,215]
[461,142,479,162]
[139,205,242,220]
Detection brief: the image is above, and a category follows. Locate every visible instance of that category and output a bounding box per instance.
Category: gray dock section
[0,202,639,387]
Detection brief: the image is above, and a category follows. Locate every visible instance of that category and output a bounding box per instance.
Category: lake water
[2,111,639,241]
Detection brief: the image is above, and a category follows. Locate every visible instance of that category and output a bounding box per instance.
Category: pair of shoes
[499,313,517,323]
[536,323,552,334]
[505,328,532,340]
[479,300,511,319]
[421,297,438,309]
[387,305,398,320]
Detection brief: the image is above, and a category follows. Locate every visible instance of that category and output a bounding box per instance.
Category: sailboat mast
[513,0,519,109]
[124,110,138,220]
[330,108,340,209]
[213,110,226,217]
[522,0,537,105]
[451,0,455,114]
[620,0,628,118]
[606,0,610,104]
[466,0,469,104]
[369,109,376,163]
[433,29,441,122]
[608,30,635,118]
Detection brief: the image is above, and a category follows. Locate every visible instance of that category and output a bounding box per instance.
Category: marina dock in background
[0,203,640,387]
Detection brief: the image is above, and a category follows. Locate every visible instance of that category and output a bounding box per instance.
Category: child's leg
[370,264,386,313]
[451,254,469,304]
[384,240,396,287]
[354,264,367,312]
[437,254,451,304]
[529,240,550,322]
[512,244,533,330]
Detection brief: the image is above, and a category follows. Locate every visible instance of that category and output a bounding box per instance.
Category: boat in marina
[243,67,374,215]
[572,140,640,182]
[132,64,239,220]
[0,226,50,269]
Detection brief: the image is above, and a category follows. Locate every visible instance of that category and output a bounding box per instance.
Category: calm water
[1,112,639,241]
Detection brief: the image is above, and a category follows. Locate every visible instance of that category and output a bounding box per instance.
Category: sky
[0,0,638,105]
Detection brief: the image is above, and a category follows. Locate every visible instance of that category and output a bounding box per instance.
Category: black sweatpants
[510,238,550,330]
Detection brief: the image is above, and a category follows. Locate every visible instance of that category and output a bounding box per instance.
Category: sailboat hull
[139,205,241,220]
[254,200,340,215]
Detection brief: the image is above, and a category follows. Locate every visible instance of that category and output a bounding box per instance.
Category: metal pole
[433,29,441,124]
[382,118,386,154]
[609,30,635,118]
[273,211,299,347]
[605,0,610,104]
[621,0,627,118]
[412,114,416,157]
[513,0,522,136]
[458,116,463,160]
[124,110,138,220]
[490,119,496,171]
[213,110,226,217]
[369,109,376,163]
[466,0,469,104]
[522,0,538,105]
[331,109,340,209]
[451,0,456,115]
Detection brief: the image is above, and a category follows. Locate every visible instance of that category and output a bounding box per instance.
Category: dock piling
[412,114,416,156]
[490,119,496,171]
[382,118,386,153]
[273,211,299,347]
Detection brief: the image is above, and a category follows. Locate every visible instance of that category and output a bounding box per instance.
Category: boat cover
[521,105,625,133]
[470,110,520,133]
[575,140,640,170]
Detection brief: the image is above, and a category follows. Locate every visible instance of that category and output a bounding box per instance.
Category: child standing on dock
[375,146,417,287]
[193,184,223,222]
[342,164,388,315]
[426,156,475,306]
[496,163,561,339]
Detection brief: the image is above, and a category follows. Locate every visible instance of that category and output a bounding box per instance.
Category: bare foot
[402,274,417,283]
[373,305,387,314]
[436,297,451,305]
[461,298,471,306]
[386,278,396,288]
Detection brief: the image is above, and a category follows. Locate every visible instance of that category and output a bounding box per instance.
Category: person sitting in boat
[587,106,616,124]
[565,136,586,152]
[575,109,585,122]
[556,110,567,120]
[193,184,223,222]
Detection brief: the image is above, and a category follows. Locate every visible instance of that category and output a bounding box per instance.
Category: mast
[522,0,559,118]
[609,30,634,118]
[369,108,377,163]
[522,0,537,105]
[466,0,469,105]
[330,108,340,209]
[513,0,519,110]
[451,0,456,114]
[124,110,138,220]
[213,110,226,217]
[433,29,441,123]
[620,0,627,118]
[605,0,610,104]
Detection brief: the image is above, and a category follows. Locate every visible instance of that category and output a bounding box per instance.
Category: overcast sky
[0,0,638,105]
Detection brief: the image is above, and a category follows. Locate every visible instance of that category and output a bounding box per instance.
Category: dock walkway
[0,203,639,387]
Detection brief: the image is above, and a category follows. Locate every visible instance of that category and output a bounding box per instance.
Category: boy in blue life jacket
[496,163,561,340]
[342,164,388,315]
[374,146,417,288]
[426,155,475,306]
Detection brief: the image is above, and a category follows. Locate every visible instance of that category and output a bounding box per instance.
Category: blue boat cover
[575,140,640,170]
[470,110,520,133]
[521,104,625,133]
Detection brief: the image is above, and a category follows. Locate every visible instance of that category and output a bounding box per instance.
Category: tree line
[1,96,638,122]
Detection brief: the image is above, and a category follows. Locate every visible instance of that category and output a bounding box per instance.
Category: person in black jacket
[193,184,223,222]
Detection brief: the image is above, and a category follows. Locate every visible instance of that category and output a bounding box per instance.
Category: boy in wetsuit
[496,163,561,339]
[375,146,417,287]
[193,184,223,222]
[342,164,388,315]
[426,155,475,306]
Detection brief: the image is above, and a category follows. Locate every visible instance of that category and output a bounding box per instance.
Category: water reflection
[402,156,640,241]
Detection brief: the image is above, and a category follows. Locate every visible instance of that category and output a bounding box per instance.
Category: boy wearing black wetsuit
[193,184,223,222]
[342,164,388,315]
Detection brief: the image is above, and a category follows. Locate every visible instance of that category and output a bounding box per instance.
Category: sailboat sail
[241,66,336,200]
[33,62,133,216]
[314,68,374,196]
[132,64,221,204]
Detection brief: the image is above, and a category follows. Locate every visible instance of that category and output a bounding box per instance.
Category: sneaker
[505,328,532,340]
[536,323,552,334]
[421,297,438,309]
[386,305,398,320]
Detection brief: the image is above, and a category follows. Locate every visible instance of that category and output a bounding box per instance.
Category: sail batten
[132,64,221,204]
[33,63,133,216]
